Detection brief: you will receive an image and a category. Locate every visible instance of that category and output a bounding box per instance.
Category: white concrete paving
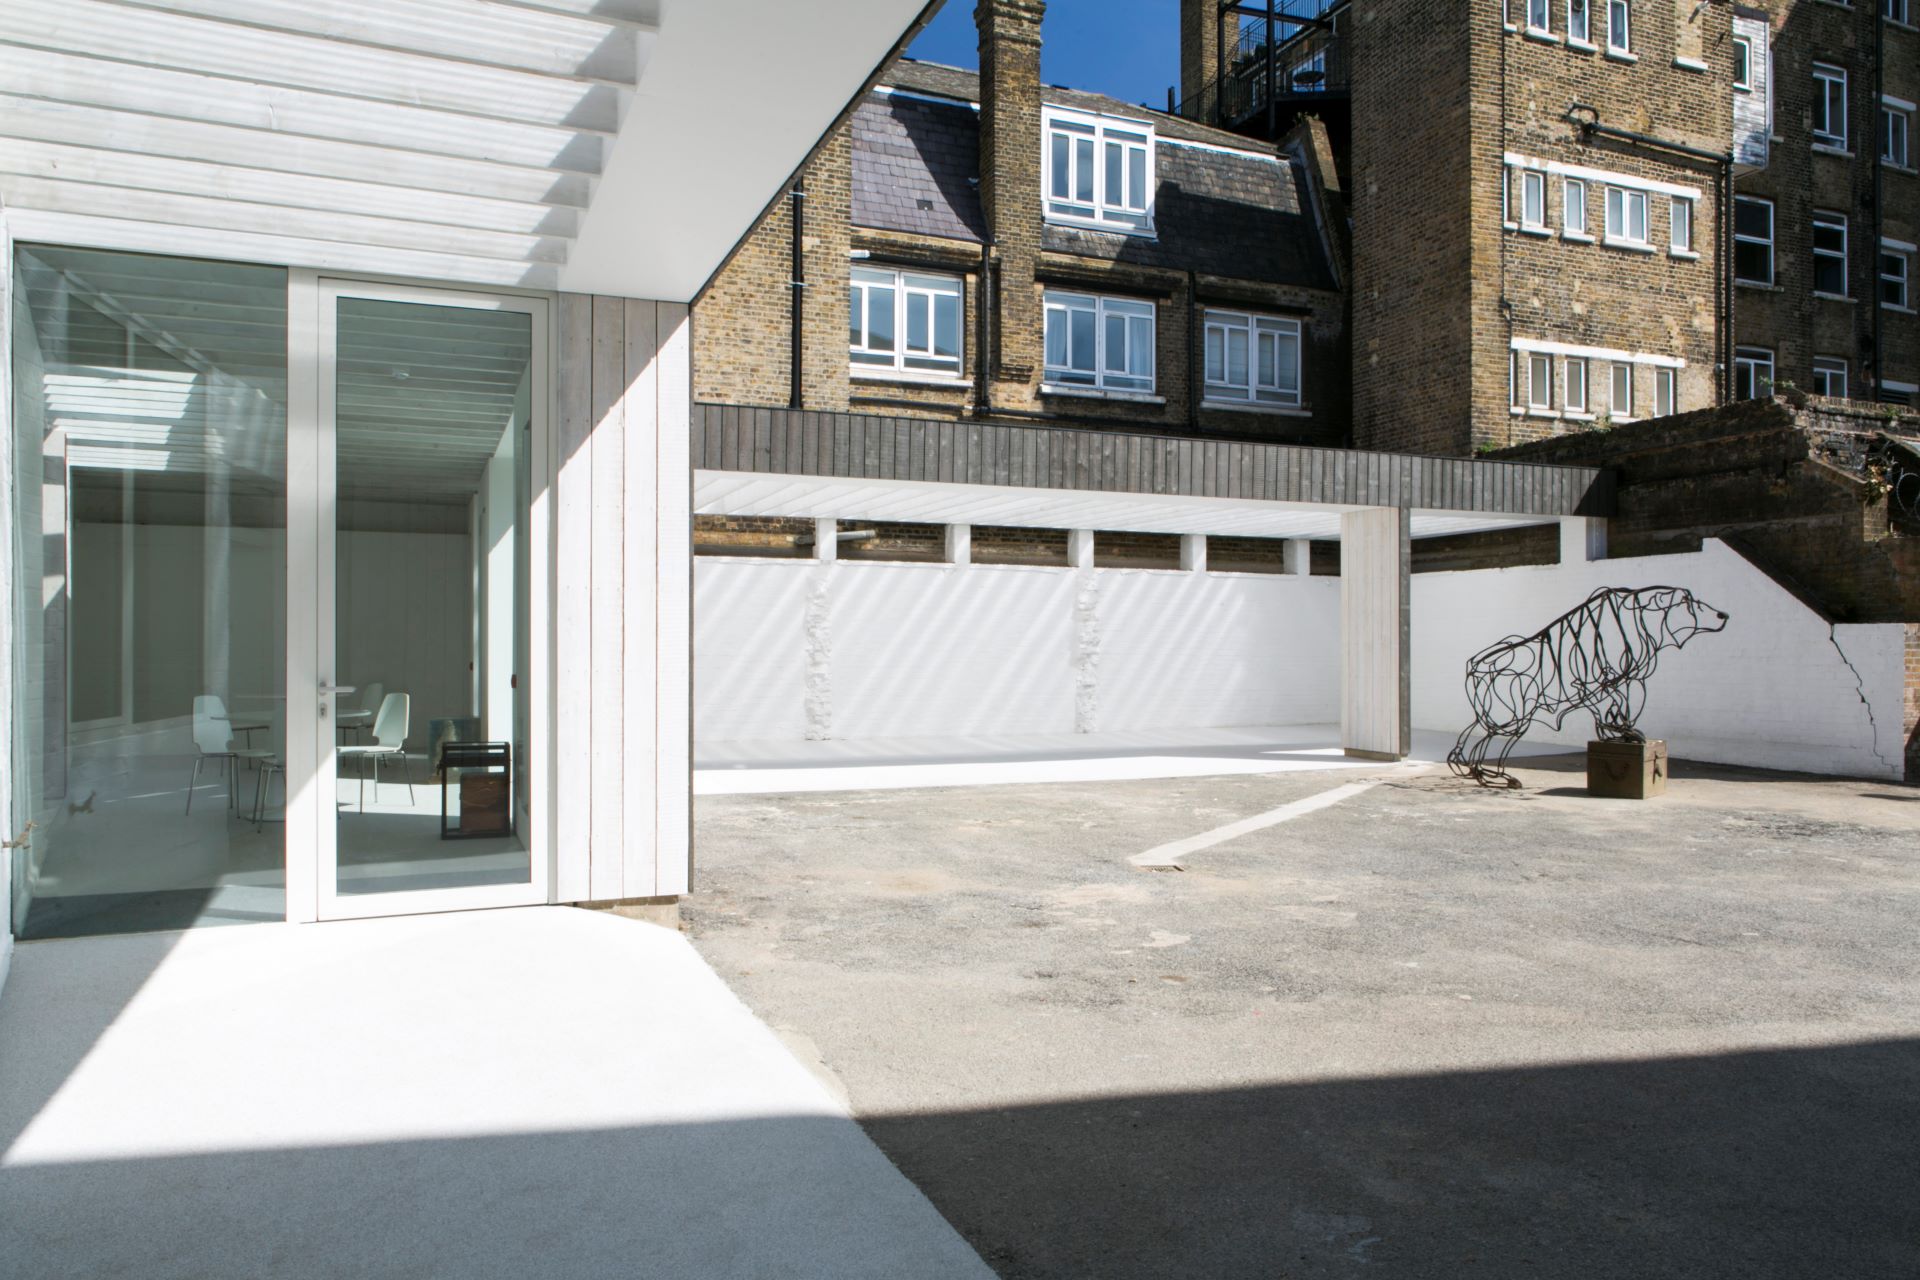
[0,906,993,1280]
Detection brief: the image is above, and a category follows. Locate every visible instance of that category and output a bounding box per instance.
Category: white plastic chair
[186,695,274,814]
[339,692,412,812]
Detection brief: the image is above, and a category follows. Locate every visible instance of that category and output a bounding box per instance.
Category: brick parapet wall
[1494,395,1920,621]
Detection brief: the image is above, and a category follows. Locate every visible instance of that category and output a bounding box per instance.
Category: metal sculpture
[1447,587,1729,789]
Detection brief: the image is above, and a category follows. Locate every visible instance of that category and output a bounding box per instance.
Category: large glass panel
[333,297,531,896]
[10,246,287,937]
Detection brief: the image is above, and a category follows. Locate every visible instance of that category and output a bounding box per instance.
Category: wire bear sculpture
[1447,587,1729,789]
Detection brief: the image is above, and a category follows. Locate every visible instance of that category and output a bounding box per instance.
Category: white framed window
[1604,186,1649,246]
[1044,106,1154,232]
[1884,0,1911,24]
[1884,98,1913,166]
[1669,197,1693,254]
[1733,35,1753,89]
[1568,0,1591,42]
[1519,169,1547,229]
[1606,0,1631,52]
[1812,211,1849,296]
[1610,362,1634,418]
[1734,196,1774,284]
[1812,357,1848,398]
[1203,310,1303,406]
[1510,351,1523,410]
[1562,178,1588,235]
[1528,352,1555,410]
[1655,366,1676,416]
[1812,63,1848,149]
[1043,291,1155,393]
[848,266,964,376]
[1566,357,1589,412]
[1527,0,1552,29]
[1734,346,1774,400]
[1883,242,1913,309]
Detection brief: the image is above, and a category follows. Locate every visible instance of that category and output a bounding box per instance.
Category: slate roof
[851,91,987,243]
[853,59,1336,291]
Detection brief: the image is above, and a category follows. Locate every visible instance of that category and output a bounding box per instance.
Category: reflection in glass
[333,298,531,896]
[9,246,288,937]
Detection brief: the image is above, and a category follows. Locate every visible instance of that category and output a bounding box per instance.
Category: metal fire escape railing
[1174,0,1348,136]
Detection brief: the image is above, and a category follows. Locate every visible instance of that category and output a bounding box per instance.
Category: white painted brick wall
[1412,540,1907,781]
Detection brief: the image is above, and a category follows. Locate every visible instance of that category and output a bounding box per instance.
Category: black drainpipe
[788,181,806,409]
[1871,15,1886,398]
[976,240,995,417]
[1188,269,1203,433]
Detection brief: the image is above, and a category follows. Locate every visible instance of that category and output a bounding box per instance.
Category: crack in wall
[1826,623,1897,775]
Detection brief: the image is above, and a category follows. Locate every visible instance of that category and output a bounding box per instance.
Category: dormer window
[1043,106,1154,233]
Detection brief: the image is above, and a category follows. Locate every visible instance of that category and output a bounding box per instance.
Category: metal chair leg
[186,756,202,815]
[403,751,415,803]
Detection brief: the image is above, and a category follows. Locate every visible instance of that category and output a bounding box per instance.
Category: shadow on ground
[862,1039,1920,1280]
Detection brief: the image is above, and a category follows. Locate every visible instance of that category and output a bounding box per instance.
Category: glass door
[310,281,548,920]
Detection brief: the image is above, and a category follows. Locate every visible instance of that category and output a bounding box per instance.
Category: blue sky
[907,0,1182,110]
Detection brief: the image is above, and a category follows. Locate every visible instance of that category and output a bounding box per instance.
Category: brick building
[1177,0,1916,456]
[694,0,1349,451]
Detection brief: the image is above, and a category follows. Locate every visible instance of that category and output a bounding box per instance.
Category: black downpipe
[1188,269,1203,433]
[788,182,806,410]
[1871,16,1886,398]
[976,242,995,417]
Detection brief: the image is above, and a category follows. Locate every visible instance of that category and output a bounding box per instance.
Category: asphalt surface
[686,753,1920,1279]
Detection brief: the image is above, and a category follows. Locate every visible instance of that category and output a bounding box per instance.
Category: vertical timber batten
[554,295,691,903]
[1340,507,1411,760]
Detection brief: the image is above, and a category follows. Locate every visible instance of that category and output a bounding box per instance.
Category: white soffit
[0,0,928,299]
[693,472,1558,541]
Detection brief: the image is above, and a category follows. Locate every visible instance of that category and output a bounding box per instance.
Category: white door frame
[287,272,553,923]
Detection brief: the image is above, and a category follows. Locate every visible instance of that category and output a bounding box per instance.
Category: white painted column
[945,523,971,565]
[1558,516,1609,564]
[1068,528,1095,569]
[814,517,838,563]
[1180,533,1207,573]
[1340,507,1411,760]
[1283,538,1312,576]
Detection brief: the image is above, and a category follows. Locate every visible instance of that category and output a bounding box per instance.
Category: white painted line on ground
[1129,780,1384,870]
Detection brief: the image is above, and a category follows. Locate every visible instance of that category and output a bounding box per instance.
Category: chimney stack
[976,0,1045,389]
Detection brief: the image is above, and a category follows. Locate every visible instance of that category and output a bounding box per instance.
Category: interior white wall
[337,529,473,751]
[482,413,517,744]
[693,557,1342,745]
[1412,539,1908,781]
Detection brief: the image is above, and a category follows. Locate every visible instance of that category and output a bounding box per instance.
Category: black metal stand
[439,741,513,840]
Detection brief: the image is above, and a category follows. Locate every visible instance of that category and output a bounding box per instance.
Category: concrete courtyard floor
[686,753,1920,1280]
[0,907,991,1279]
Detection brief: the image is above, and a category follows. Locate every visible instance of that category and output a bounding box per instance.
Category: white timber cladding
[1502,152,1703,201]
[554,294,690,902]
[0,206,14,965]
[1339,507,1411,759]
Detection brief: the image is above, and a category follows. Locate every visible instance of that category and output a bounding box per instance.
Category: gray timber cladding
[692,404,1617,517]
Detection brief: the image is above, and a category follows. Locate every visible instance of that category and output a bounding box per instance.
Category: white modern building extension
[0,0,939,945]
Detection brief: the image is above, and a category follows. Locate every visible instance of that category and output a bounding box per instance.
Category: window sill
[1525,407,1561,419]
[1562,230,1596,242]
[1524,26,1562,42]
[1201,398,1310,417]
[1669,249,1701,260]
[1567,37,1598,51]
[1811,143,1854,158]
[1039,383,1166,404]
[1602,236,1656,253]
[1516,223,1554,237]
[1882,303,1918,314]
[1043,215,1157,241]
[1563,410,1597,421]
[1502,22,1518,32]
[1603,47,1638,63]
[1813,291,1858,303]
[1883,163,1918,176]
[1735,279,1781,291]
[1672,56,1710,72]
[850,369,972,390]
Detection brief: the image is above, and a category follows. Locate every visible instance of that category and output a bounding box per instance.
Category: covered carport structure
[691,404,1615,763]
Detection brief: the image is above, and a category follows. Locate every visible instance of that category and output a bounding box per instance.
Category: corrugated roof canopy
[0,0,932,299]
